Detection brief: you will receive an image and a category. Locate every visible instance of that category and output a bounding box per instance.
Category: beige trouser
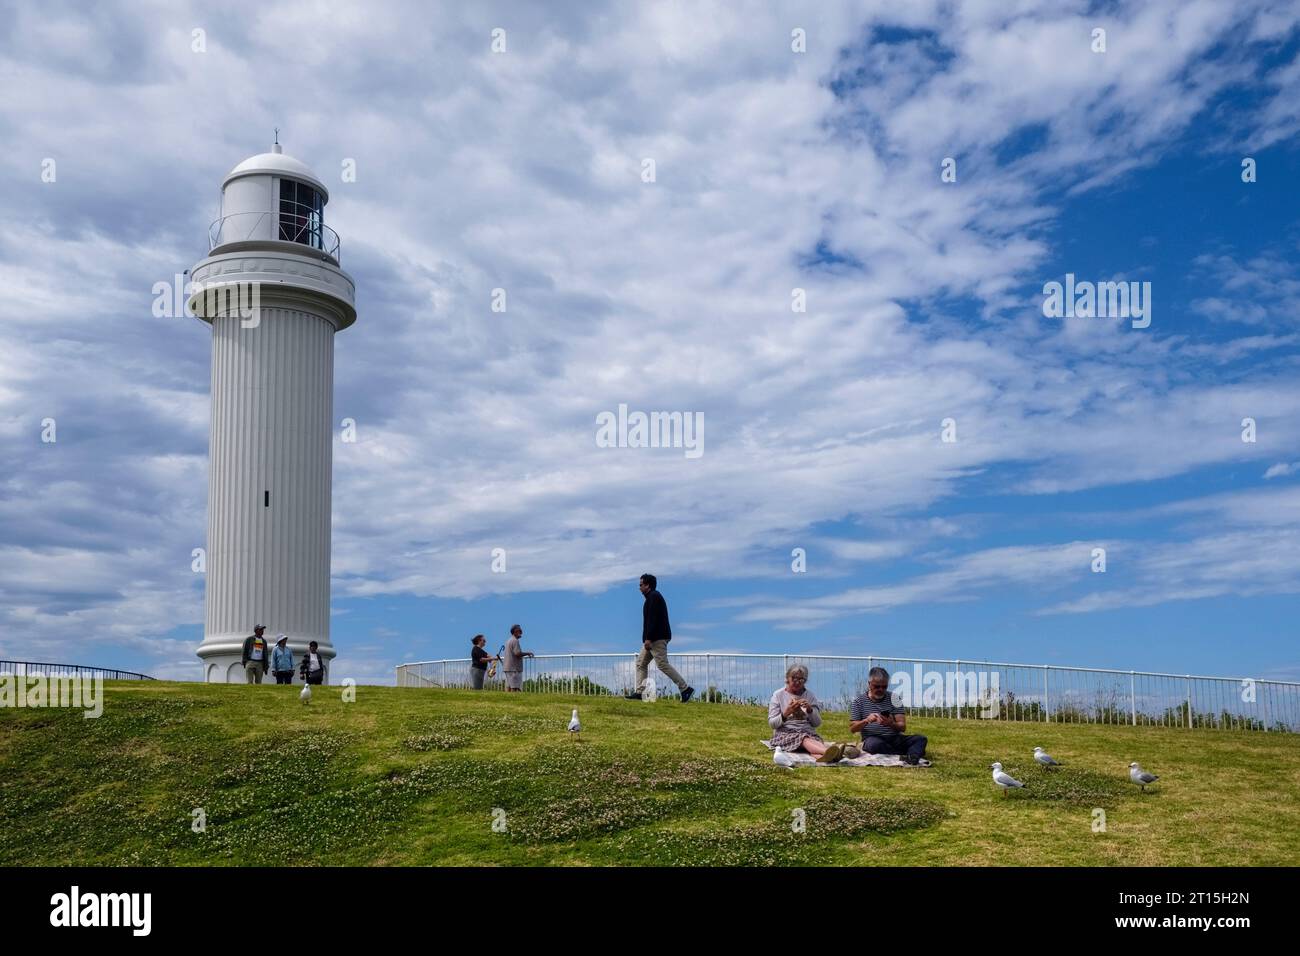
[636,640,687,692]
[245,663,264,684]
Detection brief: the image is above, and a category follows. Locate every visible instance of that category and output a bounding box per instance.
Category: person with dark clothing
[469,634,497,690]
[625,573,694,702]
[241,624,270,684]
[848,666,929,764]
[299,640,326,685]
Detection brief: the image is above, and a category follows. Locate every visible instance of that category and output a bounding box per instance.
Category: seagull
[567,708,581,742]
[299,683,311,704]
[773,746,797,768]
[1129,762,1159,791]
[1033,746,1061,768]
[991,762,1025,796]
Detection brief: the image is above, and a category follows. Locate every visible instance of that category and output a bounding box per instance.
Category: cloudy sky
[2,0,1299,684]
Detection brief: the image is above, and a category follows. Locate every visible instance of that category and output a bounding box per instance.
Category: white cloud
[2,0,1299,670]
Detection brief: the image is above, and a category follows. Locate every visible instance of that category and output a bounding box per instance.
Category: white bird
[991,762,1025,796]
[299,683,311,704]
[773,746,797,768]
[1129,762,1159,791]
[1033,746,1061,768]
[567,708,581,741]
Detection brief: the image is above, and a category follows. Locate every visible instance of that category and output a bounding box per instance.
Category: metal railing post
[570,654,575,695]
[955,659,961,719]
[705,654,711,703]
[1130,671,1136,726]
[1043,666,1049,723]
[1186,675,1192,729]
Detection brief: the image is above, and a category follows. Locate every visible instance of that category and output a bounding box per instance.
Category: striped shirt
[849,691,905,738]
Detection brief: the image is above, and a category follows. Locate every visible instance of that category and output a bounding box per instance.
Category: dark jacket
[642,589,672,644]
[299,650,325,681]
[241,634,270,673]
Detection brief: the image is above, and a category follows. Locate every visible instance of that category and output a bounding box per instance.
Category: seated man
[848,666,928,765]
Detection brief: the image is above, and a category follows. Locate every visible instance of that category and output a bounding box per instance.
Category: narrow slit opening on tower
[264,490,270,508]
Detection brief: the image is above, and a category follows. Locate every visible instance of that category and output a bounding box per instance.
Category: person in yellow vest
[241,624,271,684]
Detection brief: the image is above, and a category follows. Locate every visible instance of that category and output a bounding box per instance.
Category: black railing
[0,660,156,681]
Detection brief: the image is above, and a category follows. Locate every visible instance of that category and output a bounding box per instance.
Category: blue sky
[2,0,1299,684]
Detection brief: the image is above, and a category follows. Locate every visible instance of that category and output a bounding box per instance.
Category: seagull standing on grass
[1033,747,1061,768]
[773,746,797,768]
[991,762,1025,796]
[567,708,581,742]
[300,683,311,704]
[1129,762,1159,791]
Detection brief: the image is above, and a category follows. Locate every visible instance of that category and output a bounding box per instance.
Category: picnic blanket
[760,739,931,768]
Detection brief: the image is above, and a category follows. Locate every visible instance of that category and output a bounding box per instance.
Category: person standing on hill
[469,634,497,690]
[241,624,270,684]
[626,573,694,702]
[271,634,295,685]
[299,640,326,685]
[501,624,534,692]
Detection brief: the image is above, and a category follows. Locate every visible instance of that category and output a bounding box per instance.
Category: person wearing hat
[271,634,295,685]
[241,625,271,684]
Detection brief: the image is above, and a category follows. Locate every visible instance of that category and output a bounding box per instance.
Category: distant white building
[189,142,357,683]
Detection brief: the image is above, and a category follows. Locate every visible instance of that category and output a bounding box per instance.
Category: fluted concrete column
[201,306,335,682]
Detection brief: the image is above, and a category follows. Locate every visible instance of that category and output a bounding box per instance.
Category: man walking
[849,666,928,765]
[271,634,295,684]
[626,573,694,702]
[501,624,534,692]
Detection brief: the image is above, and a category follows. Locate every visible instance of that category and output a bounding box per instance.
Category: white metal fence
[396,653,1299,732]
[0,660,155,681]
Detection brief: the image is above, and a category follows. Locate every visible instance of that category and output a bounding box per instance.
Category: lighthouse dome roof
[223,145,329,200]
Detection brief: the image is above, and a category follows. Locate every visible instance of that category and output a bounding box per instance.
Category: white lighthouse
[188,142,355,683]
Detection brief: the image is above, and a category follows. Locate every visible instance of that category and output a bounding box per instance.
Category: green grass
[1,681,1297,866]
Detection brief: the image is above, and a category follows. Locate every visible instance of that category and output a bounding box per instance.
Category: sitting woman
[768,664,849,763]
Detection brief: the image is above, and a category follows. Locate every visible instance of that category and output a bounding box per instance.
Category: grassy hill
[2,680,1297,866]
